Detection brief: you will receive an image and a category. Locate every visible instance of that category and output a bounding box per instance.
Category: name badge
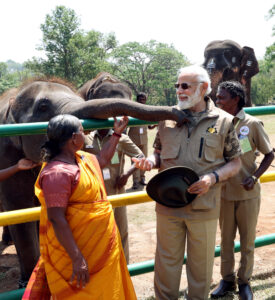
[140,128,144,134]
[102,168,111,180]
[111,151,119,164]
[239,136,252,153]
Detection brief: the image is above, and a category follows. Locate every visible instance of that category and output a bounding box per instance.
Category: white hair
[178,65,212,95]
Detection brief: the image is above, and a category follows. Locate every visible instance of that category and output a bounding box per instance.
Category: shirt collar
[94,129,113,137]
[234,109,245,122]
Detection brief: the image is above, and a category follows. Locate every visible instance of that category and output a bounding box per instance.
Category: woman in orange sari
[23,114,137,300]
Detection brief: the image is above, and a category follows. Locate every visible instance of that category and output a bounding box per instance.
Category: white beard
[177,86,202,110]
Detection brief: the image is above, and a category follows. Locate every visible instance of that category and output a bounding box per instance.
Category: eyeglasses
[174,82,202,90]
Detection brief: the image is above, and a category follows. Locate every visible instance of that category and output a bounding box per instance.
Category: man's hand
[132,157,154,171]
[115,174,129,189]
[113,116,129,135]
[17,158,39,171]
[187,174,214,197]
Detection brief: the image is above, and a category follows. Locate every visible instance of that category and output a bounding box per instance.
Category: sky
[1,0,274,65]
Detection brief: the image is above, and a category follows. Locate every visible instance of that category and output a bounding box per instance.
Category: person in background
[0,158,38,245]
[128,92,149,189]
[211,81,274,300]
[23,114,137,300]
[133,65,242,300]
[0,158,38,181]
[84,126,144,263]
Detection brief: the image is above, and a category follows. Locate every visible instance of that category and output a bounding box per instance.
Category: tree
[0,61,32,95]
[25,6,80,81]
[110,40,189,105]
[25,6,117,86]
[264,4,275,69]
[251,60,275,105]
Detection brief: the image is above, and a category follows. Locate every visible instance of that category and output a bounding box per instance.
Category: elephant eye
[37,99,49,112]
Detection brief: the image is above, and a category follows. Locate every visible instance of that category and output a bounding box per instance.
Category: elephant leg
[9,221,40,287]
[2,226,13,245]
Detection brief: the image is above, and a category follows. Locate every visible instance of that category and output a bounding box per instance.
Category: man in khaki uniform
[84,128,144,263]
[133,65,242,300]
[128,92,148,189]
[211,81,274,300]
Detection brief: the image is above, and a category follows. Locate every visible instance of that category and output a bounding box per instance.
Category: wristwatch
[251,175,258,184]
[212,171,219,184]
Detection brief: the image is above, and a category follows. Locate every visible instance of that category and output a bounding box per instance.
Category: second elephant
[203,39,259,106]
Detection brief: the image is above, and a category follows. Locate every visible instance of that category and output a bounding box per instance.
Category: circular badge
[239,126,249,136]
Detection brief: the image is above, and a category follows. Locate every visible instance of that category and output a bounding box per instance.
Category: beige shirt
[84,130,143,195]
[153,98,242,220]
[128,126,148,146]
[222,109,273,201]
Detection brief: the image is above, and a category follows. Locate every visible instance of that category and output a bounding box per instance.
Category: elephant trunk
[66,98,187,124]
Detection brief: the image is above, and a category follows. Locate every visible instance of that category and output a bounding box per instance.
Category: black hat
[146,166,199,208]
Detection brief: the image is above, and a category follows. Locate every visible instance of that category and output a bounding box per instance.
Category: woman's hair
[218,81,246,109]
[41,114,81,162]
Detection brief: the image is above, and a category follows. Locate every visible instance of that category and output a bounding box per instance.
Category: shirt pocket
[160,126,181,159]
[203,134,222,162]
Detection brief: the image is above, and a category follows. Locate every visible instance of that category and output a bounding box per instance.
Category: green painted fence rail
[0,233,274,300]
[0,117,157,137]
[0,105,275,137]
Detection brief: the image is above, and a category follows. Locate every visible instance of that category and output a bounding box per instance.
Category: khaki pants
[154,213,218,300]
[132,144,148,183]
[114,206,129,264]
[220,197,260,284]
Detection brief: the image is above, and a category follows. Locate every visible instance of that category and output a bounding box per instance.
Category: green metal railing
[0,105,275,137]
[0,105,275,299]
[0,117,156,137]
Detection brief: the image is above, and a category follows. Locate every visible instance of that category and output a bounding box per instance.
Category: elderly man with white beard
[132,65,242,300]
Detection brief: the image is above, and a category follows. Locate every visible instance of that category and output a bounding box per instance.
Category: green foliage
[25,6,116,86]
[110,40,189,105]
[251,60,275,105]
[264,4,275,69]
[251,4,275,105]
[0,61,32,95]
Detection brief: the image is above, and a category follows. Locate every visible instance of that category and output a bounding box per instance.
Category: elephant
[203,40,259,106]
[0,77,188,286]
[78,71,132,100]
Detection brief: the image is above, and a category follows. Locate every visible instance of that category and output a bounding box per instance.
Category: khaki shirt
[128,126,148,146]
[222,109,273,201]
[153,98,242,220]
[84,130,143,195]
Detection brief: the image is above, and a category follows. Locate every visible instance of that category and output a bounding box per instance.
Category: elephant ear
[4,97,23,149]
[240,46,259,83]
[86,72,121,100]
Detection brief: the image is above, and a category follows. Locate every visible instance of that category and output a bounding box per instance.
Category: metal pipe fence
[0,107,275,298]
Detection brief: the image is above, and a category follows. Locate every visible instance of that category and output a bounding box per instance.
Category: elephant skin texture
[0,77,186,284]
[203,39,259,106]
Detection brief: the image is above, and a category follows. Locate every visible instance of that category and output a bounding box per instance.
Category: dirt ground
[0,126,275,298]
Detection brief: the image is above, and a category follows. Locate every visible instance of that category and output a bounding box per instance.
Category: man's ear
[201,82,208,95]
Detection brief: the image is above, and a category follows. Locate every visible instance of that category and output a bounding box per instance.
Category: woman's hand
[17,158,39,170]
[70,254,90,289]
[113,116,129,135]
[241,176,255,191]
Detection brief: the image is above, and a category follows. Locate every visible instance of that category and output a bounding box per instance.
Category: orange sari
[23,151,136,300]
